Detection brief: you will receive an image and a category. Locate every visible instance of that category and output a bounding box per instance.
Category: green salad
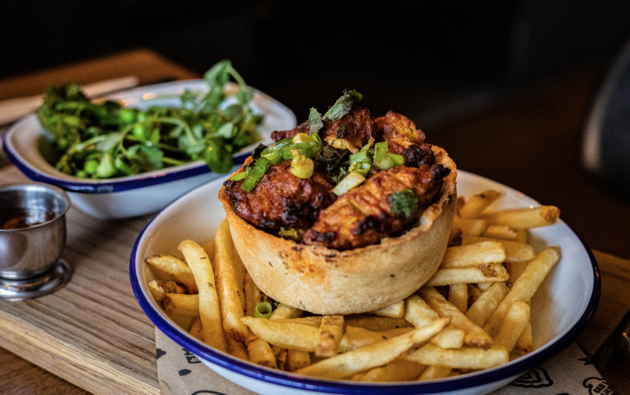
[36,60,262,179]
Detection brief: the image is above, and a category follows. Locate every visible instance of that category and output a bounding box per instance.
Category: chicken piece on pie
[302,164,450,250]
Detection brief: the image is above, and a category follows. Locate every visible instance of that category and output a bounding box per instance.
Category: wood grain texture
[0,49,198,101]
[0,166,158,394]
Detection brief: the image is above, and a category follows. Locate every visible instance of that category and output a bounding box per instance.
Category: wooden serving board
[0,166,158,395]
[0,163,629,394]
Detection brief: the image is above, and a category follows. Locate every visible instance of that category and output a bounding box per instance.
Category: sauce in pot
[0,209,56,230]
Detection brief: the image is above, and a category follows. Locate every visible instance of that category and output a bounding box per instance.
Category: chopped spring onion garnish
[389,153,405,166]
[291,152,314,178]
[260,146,282,164]
[376,155,395,170]
[241,157,271,191]
[348,161,371,177]
[333,171,366,196]
[278,228,304,241]
[230,171,248,181]
[255,301,273,318]
[323,89,363,122]
[309,108,324,135]
[292,133,314,144]
[374,141,388,163]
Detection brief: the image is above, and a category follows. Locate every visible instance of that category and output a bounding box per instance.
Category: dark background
[2,0,630,257]
[3,1,630,124]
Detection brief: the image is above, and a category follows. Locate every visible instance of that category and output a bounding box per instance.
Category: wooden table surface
[0,49,629,394]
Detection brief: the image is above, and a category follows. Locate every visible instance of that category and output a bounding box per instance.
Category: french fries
[483,225,517,240]
[458,190,501,219]
[189,317,203,341]
[148,279,187,302]
[161,293,200,317]
[408,344,509,369]
[484,247,561,336]
[295,318,450,379]
[351,359,426,382]
[418,365,452,381]
[214,220,249,342]
[424,264,509,287]
[287,349,311,372]
[178,240,226,352]
[370,300,405,318]
[440,242,506,268]
[147,189,564,383]
[493,301,530,353]
[466,282,509,327]
[316,316,344,357]
[462,236,535,262]
[481,206,561,229]
[452,217,488,236]
[448,284,468,314]
[270,304,304,320]
[420,288,493,349]
[146,255,198,293]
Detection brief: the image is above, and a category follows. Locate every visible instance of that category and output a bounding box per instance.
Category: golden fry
[270,304,304,320]
[449,283,468,314]
[418,365,452,381]
[408,344,509,369]
[459,190,501,219]
[189,317,203,341]
[351,359,426,382]
[272,316,322,328]
[481,206,561,229]
[287,349,311,372]
[343,316,413,332]
[468,284,483,305]
[431,327,465,349]
[477,282,492,291]
[484,247,561,336]
[227,337,250,361]
[370,300,405,318]
[146,255,198,293]
[243,273,261,317]
[515,229,528,244]
[420,288,493,348]
[214,220,249,342]
[404,294,439,328]
[161,293,199,317]
[316,316,344,358]
[272,345,288,370]
[506,262,528,283]
[295,318,450,379]
[515,322,534,355]
[466,282,509,327]
[178,240,226,352]
[148,279,186,302]
[241,317,319,351]
[483,225,517,240]
[493,301,530,354]
[425,264,509,287]
[246,336,276,368]
[462,236,535,262]
[452,217,488,236]
[441,242,506,268]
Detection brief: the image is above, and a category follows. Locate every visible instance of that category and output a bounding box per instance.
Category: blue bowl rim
[129,174,601,395]
[1,80,296,195]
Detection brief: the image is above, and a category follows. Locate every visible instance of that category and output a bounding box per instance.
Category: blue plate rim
[129,172,601,395]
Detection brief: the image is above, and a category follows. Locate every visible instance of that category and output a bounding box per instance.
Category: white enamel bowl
[130,170,599,395]
[3,80,296,219]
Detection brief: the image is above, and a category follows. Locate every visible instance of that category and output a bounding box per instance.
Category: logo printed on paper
[178,369,192,376]
[156,348,167,359]
[510,367,554,388]
[191,391,227,395]
[583,377,613,395]
[182,348,201,364]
